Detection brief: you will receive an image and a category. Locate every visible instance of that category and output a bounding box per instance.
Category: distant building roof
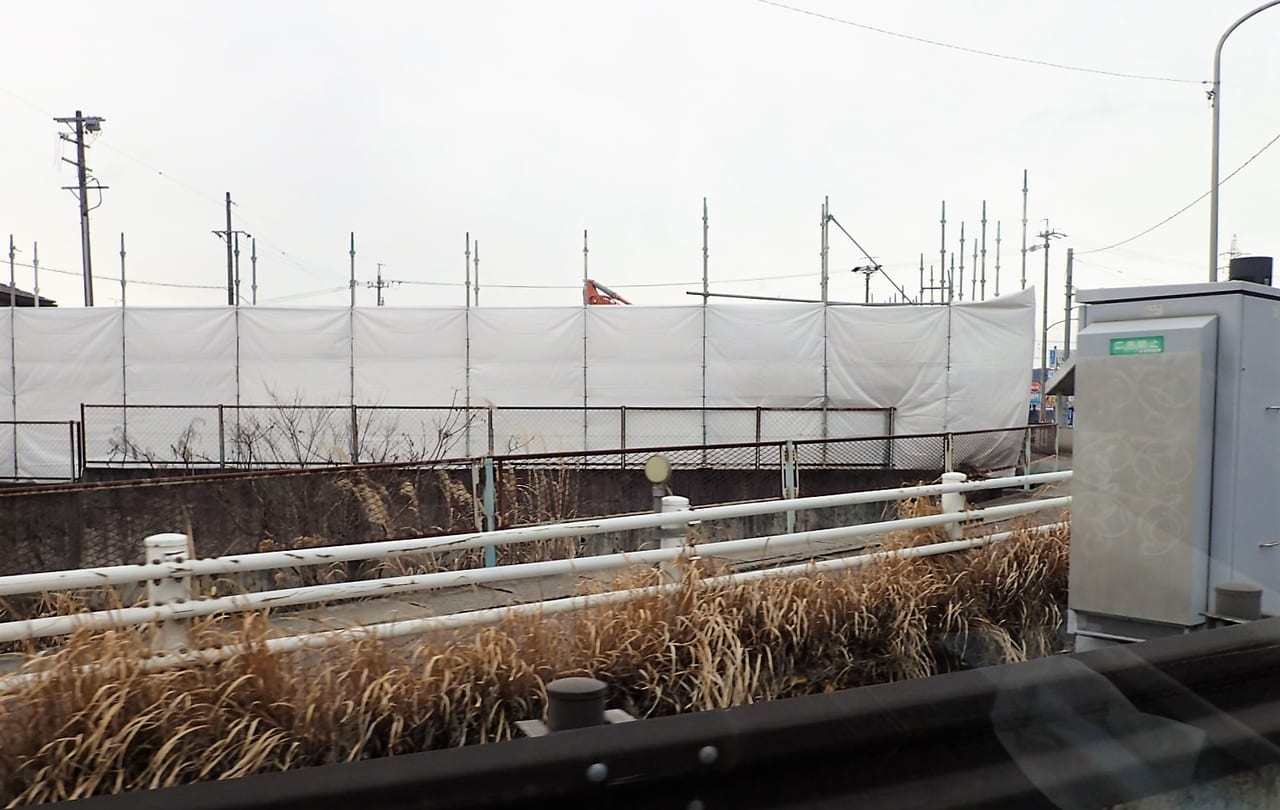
[0,283,56,308]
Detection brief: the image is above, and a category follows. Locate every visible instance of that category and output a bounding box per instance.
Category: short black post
[546,677,607,732]
[1215,582,1263,621]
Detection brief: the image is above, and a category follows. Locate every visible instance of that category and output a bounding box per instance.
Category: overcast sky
[3,0,1279,353]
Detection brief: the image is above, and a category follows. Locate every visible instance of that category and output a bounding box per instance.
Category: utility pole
[119,233,126,307]
[854,265,876,302]
[209,193,237,305]
[465,232,472,308]
[225,193,233,304]
[212,224,250,305]
[371,263,389,306]
[474,241,481,306]
[54,111,107,306]
[1029,222,1067,412]
[1064,247,1075,363]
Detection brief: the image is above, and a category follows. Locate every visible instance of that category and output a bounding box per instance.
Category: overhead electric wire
[257,286,350,305]
[5,259,223,290]
[40,116,344,285]
[1072,258,1169,286]
[1078,126,1280,255]
[756,0,1202,85]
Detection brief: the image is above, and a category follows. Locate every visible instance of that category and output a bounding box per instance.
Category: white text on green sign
[1110,336,1164,356]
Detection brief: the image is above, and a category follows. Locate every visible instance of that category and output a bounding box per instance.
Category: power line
[8,259,223,290]
[1072,258,1170,286]
[756,0,1202,85]
[257,286,350,305]
[1078,126,1280,255]
[95,142,340,282]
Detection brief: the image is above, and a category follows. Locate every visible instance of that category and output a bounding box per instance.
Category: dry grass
[0,519,1068,806]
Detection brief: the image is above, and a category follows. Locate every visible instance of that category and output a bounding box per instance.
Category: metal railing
[0,422,1058,577]
[0,470,1071,680]
[78,404,894,470]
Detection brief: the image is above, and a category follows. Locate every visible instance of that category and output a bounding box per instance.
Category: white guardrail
[0,470,1071,680]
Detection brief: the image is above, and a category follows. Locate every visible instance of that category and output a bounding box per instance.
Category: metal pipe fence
[0,471,1071,667]
[78,403,894,471]
[0,423,1055,576]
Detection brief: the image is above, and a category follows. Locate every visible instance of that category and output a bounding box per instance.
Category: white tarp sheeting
[0,289,1035,474]
[587,306,703,407]
[352,308,468,406]
[470,308,583,408]
[706,304,825,408]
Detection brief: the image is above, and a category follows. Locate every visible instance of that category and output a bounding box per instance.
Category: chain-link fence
[79,404,894,472]
[0,421,81,482]
[0,423,1055,575]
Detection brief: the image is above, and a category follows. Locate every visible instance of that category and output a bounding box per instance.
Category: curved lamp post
[1209,1,1280,281]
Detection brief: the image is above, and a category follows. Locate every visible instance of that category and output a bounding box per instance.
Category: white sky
[2,0,1279,355]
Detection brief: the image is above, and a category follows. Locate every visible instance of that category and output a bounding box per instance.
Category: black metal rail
[53,617,1280,810]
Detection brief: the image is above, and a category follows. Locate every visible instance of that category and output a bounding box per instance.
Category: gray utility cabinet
[1070,281,1280,647]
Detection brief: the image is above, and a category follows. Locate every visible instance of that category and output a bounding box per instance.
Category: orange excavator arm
[583,279,632,305]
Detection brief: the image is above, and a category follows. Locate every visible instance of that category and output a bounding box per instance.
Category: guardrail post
[1053,423,1060,472]
[659,494,693,578]
[884,409,895,468]
[1023,427,1034,490]
[660,495,691,550]
[68,420,77,481]
[821,406,829,466]
[79,402,88,472]
[619,405,627,467]
[781,441,799,533]
[217,404,226,469]
[143,533,192,653]
[350,404,360,464]
[487,406,496,457]
[940,472,967,541]
[482,456,497,567]
[943,432,954,473]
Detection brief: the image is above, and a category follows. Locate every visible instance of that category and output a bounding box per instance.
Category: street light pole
[1209,0,1280,282]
